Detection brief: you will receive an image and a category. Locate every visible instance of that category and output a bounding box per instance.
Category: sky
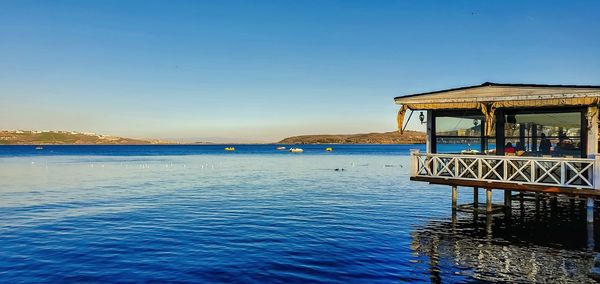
[1,0,599,142]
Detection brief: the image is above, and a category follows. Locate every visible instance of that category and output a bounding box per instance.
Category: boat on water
[289,148,303,153]
[325,147,333,152]
[276,146,286,150]
[224,147,235,151]
[35,146,43,150]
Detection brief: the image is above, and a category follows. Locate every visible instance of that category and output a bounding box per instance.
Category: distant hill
[0,130,167,145]
[278,131,426,144]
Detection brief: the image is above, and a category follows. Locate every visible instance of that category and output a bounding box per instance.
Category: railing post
[531,160,536,183]
[455,157,459,177]
[502,158,508,181]
[478,158,483,179]
[560,161,566,187]
[409,149,420,177]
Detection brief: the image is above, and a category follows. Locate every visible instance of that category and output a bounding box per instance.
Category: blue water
[0,145,597,283]
[0,144,425,157]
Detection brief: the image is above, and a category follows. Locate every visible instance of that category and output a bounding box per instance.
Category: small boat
[460,149,479,154]
[276,146,286,150]
[224,147,235,151]
[289,147,304,153]
[325,147,333,152]
[35,146,43,150]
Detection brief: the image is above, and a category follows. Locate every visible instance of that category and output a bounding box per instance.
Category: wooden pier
[396,82,600,223]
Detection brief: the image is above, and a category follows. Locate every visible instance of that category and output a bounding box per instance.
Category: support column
[504,190,512,215]
[473,187,479,209]
[586,106,598,158]
[535,193,540,219]
[426,111,434,153]
[519,192,524,205]
[551,195,558,220]
[486,188,493,213]
[588,198,595,224]
[451,186,458,210]
[588,197,595,251]
[504,190,511,208]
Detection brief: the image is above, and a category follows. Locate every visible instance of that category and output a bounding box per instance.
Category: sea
[0,144,597,283]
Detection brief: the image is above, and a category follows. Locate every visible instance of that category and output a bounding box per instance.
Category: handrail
[413,152,592,162]
[409,150,600,190]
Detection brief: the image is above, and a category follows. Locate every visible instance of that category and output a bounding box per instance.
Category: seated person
[504,142,516,155]
[515,142,526,156]
[539,133,552,155]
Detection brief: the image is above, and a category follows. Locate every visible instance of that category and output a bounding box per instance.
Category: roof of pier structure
[394,82,600,135]
[394,82,600,108]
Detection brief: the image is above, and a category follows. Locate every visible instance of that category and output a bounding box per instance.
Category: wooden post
[504,190,511,212]
[588,198,595,224]
[451,186,458,210]
[594,154,600,190]
[473,187,479,209]
[426,111,434,154]
[486,188,493,213]
[587,106,599,158]
[519,192,524,204]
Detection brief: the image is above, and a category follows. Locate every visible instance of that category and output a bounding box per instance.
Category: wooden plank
[411,176,600,197]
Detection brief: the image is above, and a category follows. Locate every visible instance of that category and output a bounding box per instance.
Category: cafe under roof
[395,82,600,136]
[396,82,600,226]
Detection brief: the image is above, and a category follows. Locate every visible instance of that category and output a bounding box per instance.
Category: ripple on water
[0,151,598,283]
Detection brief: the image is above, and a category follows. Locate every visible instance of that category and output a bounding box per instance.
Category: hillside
[278,130,426,144]
[0,130,164,145]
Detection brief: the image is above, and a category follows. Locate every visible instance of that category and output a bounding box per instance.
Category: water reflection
[412,197,596,283]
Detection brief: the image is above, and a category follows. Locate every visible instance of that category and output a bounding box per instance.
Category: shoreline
[0,142,427,146]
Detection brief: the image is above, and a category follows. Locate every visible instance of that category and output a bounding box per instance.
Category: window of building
[434,112,484,154]
[502,110,584,157]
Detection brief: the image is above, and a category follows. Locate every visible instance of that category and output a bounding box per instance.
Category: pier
[396,82,600,223]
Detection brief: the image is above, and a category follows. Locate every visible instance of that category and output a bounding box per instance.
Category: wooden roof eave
[395,92,600,107]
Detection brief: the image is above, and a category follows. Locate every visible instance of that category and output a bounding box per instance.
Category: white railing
[409,150,600,190]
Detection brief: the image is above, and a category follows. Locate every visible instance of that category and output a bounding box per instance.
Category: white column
[409,149,419,177]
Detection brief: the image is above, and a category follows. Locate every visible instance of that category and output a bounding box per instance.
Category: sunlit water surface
[0,145,597,283]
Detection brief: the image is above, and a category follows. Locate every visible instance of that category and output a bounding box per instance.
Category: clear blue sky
[1,1,599,142]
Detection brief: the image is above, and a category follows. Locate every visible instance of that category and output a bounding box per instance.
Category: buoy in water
[325,147,333,152]
[225,147,235,151]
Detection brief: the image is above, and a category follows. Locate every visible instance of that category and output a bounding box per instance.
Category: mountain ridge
[278,130,425,144]
[0,130,168,145]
